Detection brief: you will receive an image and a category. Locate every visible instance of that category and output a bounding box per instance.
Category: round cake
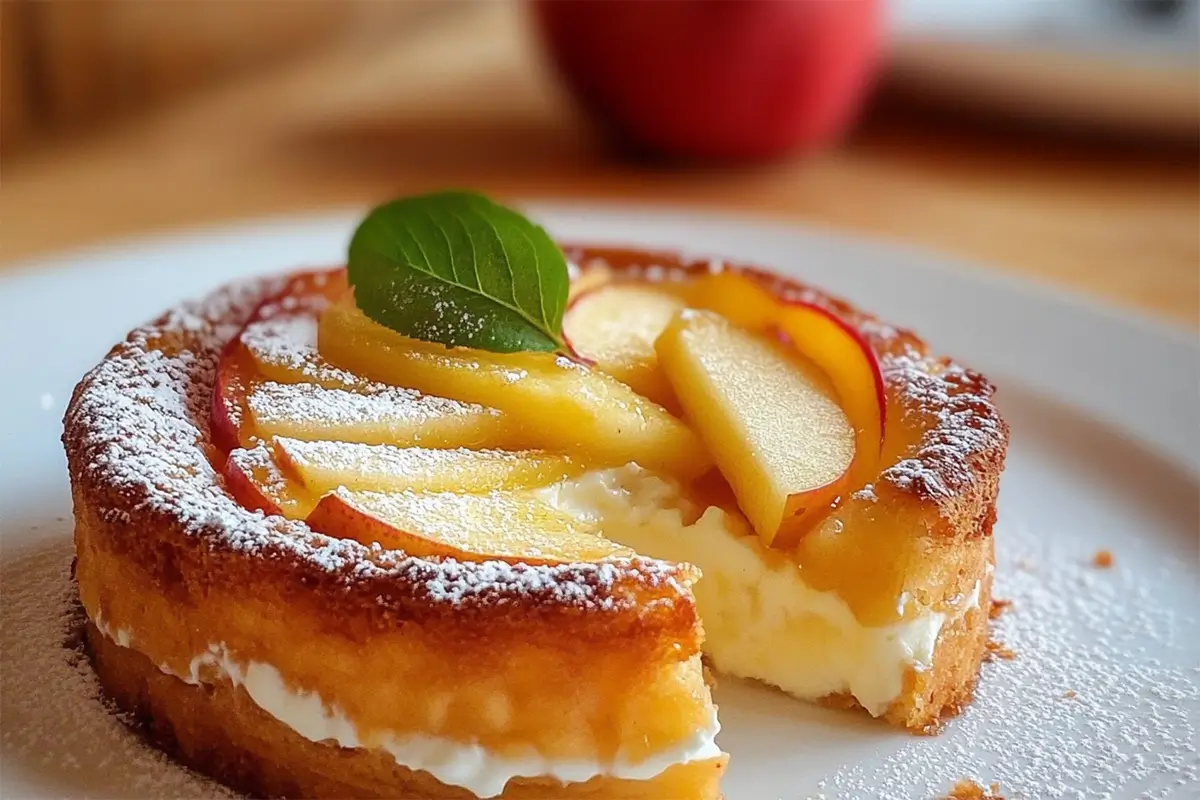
[64,244,1007,799]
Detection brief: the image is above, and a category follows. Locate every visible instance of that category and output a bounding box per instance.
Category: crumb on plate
[988,598,1012,620]
[942,778,1005,799]
[985,640,1016,661]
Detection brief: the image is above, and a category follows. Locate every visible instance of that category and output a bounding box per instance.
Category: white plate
[1,206,1196,800]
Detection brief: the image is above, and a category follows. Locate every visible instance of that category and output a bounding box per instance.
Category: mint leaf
[347,191,569,353]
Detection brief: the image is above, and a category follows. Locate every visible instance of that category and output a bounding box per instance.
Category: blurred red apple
[532,0,880,161]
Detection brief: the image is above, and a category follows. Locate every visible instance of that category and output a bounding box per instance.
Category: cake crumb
[985,640,1016,661]
[988,598,1012,620]
[942,778,1004,799]
[1092,549,1114,568]
[1063,690,1077,699]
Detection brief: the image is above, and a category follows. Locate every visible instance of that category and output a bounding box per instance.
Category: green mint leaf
[347,191,569,353]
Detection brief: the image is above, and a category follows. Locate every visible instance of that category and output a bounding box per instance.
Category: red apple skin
[561,281,624,368]
[777,298,887,456]
[223,451,284,517]
[210,269,347,454]
[210,342,249,454]
[562,279,629,367]
[532,0,881,161]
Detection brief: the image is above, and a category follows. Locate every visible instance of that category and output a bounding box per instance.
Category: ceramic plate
[2,206,1196,799]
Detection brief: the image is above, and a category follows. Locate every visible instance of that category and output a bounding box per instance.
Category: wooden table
[2,2,1196,327]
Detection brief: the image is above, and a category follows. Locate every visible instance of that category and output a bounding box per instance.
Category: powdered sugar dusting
[881,354,1007,502]
[62,276,690,614]
[279,440,559,492]
[241,314,381,390]
[248,382,494,429]
[0,541,234,798]
[816,516,1199,799]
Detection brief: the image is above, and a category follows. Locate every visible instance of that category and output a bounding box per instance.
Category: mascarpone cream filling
[90,616,721,798]
[538,465,982,716]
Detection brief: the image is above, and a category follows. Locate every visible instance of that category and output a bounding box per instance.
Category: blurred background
[1,0,1197,325]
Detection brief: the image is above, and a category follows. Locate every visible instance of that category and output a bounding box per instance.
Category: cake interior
[538,464,991,720]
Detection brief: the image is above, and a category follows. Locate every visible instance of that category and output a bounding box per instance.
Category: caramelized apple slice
[306,488,632,565]
[273,437,582,496]
[778,300,886,485]
[317,300,712,480]
[241,314,383,392]
[239,268,358,388]
[690,270,886,485]
[250,270,348,320]
[223,442,313,520]
[245,381,520,450]
[563,283,685,409]
[686,270,779,332]
[656,309,855,547]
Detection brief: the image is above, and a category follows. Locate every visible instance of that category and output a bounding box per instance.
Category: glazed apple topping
[657,309,856,547]
[307,488,632,565]
[317,296,711,481]
[561,282,686,411]
[272,437,584,498]
[210,193,888,561]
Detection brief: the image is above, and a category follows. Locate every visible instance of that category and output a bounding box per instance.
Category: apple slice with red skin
[306,488,631,565]
[562,282,687,411]
[656,309,857,547]
[210,340,254,454]
[684,269,886,481]
[244,269,348,327]
[210,269,348,454]
[222,443,313,520]
[776,298,886,486]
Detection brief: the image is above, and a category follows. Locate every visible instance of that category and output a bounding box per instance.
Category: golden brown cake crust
[86,622,727,800]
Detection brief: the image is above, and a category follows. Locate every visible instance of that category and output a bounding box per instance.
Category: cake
[63,193,1007,798]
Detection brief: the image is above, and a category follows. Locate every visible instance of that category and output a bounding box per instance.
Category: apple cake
[64,241,1006,798]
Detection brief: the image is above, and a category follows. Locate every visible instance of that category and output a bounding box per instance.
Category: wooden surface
[2,2,1196,327]
[0,0,447,154]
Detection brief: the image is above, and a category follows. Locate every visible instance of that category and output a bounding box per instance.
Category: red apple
[532,0,881,161]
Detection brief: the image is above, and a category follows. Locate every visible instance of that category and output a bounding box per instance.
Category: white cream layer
[90,616,721,798]
[537,465,982,716]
